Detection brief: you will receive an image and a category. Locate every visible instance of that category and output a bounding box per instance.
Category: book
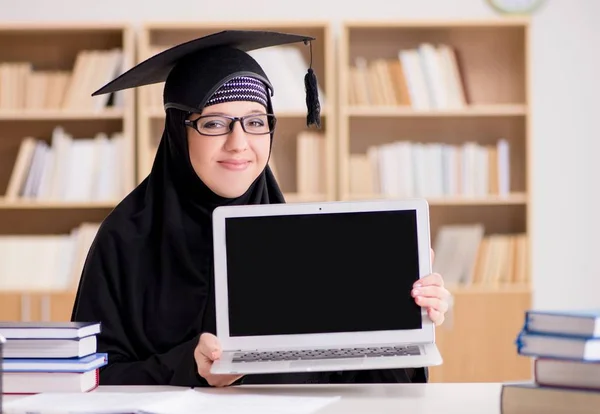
[3,369,100,394]
[516,330,600,361]
[0,322,100,340]
[2,335,97,359]
[1,334,4,411]
[535,358,600,391]
[3,353,107,373]
[501,383,600,413]
[525,309,600,338]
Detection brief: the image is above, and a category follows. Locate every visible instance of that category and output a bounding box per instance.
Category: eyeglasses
[184,114,277,136]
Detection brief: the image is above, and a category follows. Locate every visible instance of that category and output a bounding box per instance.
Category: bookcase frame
[136,21,337,203]
[0,18,536,384]
[337,18,533,383]
[0,22,136,322]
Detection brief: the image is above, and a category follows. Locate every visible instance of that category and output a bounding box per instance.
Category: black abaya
[70,108,428,386]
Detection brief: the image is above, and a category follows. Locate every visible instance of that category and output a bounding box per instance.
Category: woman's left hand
[411,249,451,326]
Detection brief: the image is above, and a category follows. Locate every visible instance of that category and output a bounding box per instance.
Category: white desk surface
[3,382,507,413]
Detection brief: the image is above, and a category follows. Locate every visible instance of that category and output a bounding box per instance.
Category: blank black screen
[224,210,423,337]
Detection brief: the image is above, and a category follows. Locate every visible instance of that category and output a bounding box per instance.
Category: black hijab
[71,87,286,387]
[71,32,427,386]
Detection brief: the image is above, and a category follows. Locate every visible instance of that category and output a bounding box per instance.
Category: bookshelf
[0,19,535,383]
[136,21,336,202]
[0,23,135,322]
[338,19,533,382]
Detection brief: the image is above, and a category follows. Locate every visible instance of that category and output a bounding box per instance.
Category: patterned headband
[204,76,269,109]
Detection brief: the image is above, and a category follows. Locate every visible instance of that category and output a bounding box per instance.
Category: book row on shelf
[1,128,326,203]
[348,43,466,109]
[269,130,327,196]
[0,222,99,292]
[348,138,510,198]
[0,22,528,205]
[433,223,528,289]
[5,127,132,202]
[0,49,124,111]
[0,221,528,292]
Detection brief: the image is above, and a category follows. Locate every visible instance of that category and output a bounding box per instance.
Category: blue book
[524,309,600,338]
[1,334,4,410]
[0,321,100,339]
[516,330,600,361]
[2,353,107,373]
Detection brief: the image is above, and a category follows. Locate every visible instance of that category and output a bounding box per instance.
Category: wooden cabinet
[0,292,76,322]
[0,293,27,321]
[429,287,533,383]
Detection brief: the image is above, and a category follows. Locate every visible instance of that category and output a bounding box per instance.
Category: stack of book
[501,309,600,413]
[1,334,5,411]
[0,321,106,394]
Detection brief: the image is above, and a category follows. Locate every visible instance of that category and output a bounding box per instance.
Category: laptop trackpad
[289,359,365,369]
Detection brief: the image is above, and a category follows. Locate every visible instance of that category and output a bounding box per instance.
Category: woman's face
[186,100,272,198]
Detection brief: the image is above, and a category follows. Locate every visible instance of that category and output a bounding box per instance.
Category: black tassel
[304,39,321,128]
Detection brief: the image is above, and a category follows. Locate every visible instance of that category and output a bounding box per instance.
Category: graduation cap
[92,30,321,128]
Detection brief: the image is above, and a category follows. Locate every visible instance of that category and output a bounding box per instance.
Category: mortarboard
[92,30,321,128]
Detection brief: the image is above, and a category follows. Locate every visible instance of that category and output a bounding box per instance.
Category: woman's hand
[194,333,243,387]
[412,249,451,326]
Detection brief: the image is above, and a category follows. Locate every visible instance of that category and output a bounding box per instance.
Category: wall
[2,0,599,310]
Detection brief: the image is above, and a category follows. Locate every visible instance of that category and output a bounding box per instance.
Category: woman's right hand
[194,332,243,387]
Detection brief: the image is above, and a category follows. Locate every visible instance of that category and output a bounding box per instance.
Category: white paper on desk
[140,389,340,414]
[3,389,340,414]
[2,391,182,414]
[3,391,180,414]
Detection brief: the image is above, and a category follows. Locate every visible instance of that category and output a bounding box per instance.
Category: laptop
[210,198,443,375]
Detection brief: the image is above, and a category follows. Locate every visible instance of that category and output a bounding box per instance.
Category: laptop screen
[224,209,423,337]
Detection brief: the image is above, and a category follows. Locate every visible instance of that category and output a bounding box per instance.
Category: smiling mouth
[218,160,251,170]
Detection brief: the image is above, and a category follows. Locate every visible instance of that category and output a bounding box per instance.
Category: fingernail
[412,289,419,296]
[414,283,422,288]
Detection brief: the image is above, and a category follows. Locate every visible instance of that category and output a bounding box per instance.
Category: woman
[71,30,450,388]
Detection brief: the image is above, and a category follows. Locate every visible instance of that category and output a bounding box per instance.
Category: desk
[3,382,505,413]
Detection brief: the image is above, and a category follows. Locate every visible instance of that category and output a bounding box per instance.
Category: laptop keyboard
[232,345,421,363]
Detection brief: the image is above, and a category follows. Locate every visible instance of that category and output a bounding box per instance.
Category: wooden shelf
[341,18,531,28]
[447,284,531,295]
[345,104,527,117]
[0,201,113,235]
[0,108,125,121]
[344,192,527,205]
[0,22,132,31]
[339,19,532,384]
[0,199,118,209]
[137,22,337,200]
